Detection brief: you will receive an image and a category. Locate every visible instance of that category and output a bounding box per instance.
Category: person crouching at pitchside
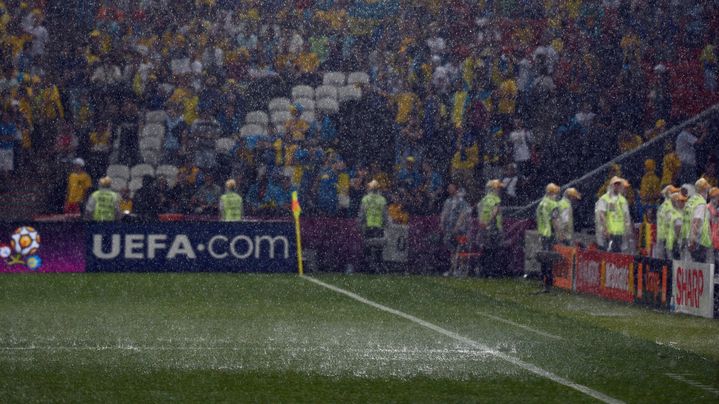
[358,179,389,273]
[219,179,243,222]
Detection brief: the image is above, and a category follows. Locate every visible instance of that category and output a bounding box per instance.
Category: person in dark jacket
[132,176,162,221]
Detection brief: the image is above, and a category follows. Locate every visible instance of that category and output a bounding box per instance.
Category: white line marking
[303,276,623,404]
[666,373,719,396]
[478,313,562,340]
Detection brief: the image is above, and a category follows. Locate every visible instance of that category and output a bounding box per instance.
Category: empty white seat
[240,124,268,138]
[300,111,316,123]
[316,98,339,114]
[274,124,287,135]
[338,85,362,102]
[145,110,168,124]
[347,71,370,86]
[314,85,337,100]
[155,164,178,179]
[268,97,292,111]
[141,124,165,138]
[293,97,315,112]
[271,110,292,125]
[291,85,314,99]
[245,111,269,126]
[109,177,127,192]
[155,165,178,187]
[128,177,144,196]
[323,71,346,86]
[141,150,160,166]
[106,164,130,180]
[130,163,155,179]
[215,137,236,154]
[139,136,162,151]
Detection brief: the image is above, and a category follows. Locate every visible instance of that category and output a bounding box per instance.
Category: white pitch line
[478,313,562,340]
[303,276,623,404]
[666,373,719,396]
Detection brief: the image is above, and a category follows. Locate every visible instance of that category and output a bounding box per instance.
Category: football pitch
[1,273,718,403]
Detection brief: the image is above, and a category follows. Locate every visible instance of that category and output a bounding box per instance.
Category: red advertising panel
[575,249,602,296]
[600,253,635,303]
[552,245,576,290]
[575,250,635,302]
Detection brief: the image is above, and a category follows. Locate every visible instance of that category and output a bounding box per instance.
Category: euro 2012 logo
[0,226,42,270]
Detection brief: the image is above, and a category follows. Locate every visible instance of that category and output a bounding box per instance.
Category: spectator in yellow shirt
[64,158,92,214]
[660,141,681,188]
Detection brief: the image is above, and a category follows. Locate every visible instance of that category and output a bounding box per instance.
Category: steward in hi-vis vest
[536,182,560,293]
[595,176,630,253]
[219,179,244,222]
[654,185,680,259]
[85,176,120,222]
[358,179,389,272]
[685,178,713,263]
[477,179,504,276]
[556,187,582,245]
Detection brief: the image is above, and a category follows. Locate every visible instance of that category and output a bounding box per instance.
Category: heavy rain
[0,1,718,402]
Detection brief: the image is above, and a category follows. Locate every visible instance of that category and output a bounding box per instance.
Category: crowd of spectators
[1,1,719,222]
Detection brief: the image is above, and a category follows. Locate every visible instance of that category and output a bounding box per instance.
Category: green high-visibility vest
[221,192,243,221]
[536,196,557,238]
[665,206,682,251]
[683,194,713,248]
[478,193,502,231]
[656,199,672,241]
[91,189,118,221]
[361,192,387,228]
[600,193,627,235]
[557,197,574,240]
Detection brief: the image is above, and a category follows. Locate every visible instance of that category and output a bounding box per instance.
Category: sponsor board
[575,249,602,296]
[86,222,297,273]
[634,256,671,309]
[0,222,85,273]
[671,261,715,318]
[575,250,635,302]
[600,253,635,303]
[552,245,576,290]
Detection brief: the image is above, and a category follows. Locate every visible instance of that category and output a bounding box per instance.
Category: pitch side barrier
[0,221,297,273]
[550,245,717,319]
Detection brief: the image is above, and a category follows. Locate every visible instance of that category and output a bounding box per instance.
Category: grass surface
[0,273,717,403]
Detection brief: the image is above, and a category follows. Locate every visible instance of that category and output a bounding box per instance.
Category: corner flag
[291,191,304,275]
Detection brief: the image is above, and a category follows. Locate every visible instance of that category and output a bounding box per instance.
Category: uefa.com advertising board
[0,222,297,273]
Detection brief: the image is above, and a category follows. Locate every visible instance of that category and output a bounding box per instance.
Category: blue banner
[85,222,297,273]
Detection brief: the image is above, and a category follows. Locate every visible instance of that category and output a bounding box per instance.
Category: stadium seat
[155,165,178,187]
[130,163,155,179]
[314,85,338,100]
[274,124,286,135]
[291,85,314,100]
[145,110,168,125]
[323,72,346,87]
[300,111,316,124]
[338,85,362,102]
[316,98,339,114]
[128,177,143,196]
[140,124,165,139]
[109,177,127,192]
[240,124,268,138]
[268,97,292,112]
[245,111,269,126]
[347,71,370,86]
[293,97,315,112]
[215,137,236,154]
[271,110,292,125]
[141,150,161,166]
[139,136,162,151]
[106,164,130,180]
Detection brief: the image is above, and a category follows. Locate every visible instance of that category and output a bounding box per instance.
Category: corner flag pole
[291,191,304,276]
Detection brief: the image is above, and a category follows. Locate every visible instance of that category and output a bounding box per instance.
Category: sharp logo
[92,234,290,260]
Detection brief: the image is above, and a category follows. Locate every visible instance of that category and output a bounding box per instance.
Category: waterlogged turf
[0,274,717,403]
